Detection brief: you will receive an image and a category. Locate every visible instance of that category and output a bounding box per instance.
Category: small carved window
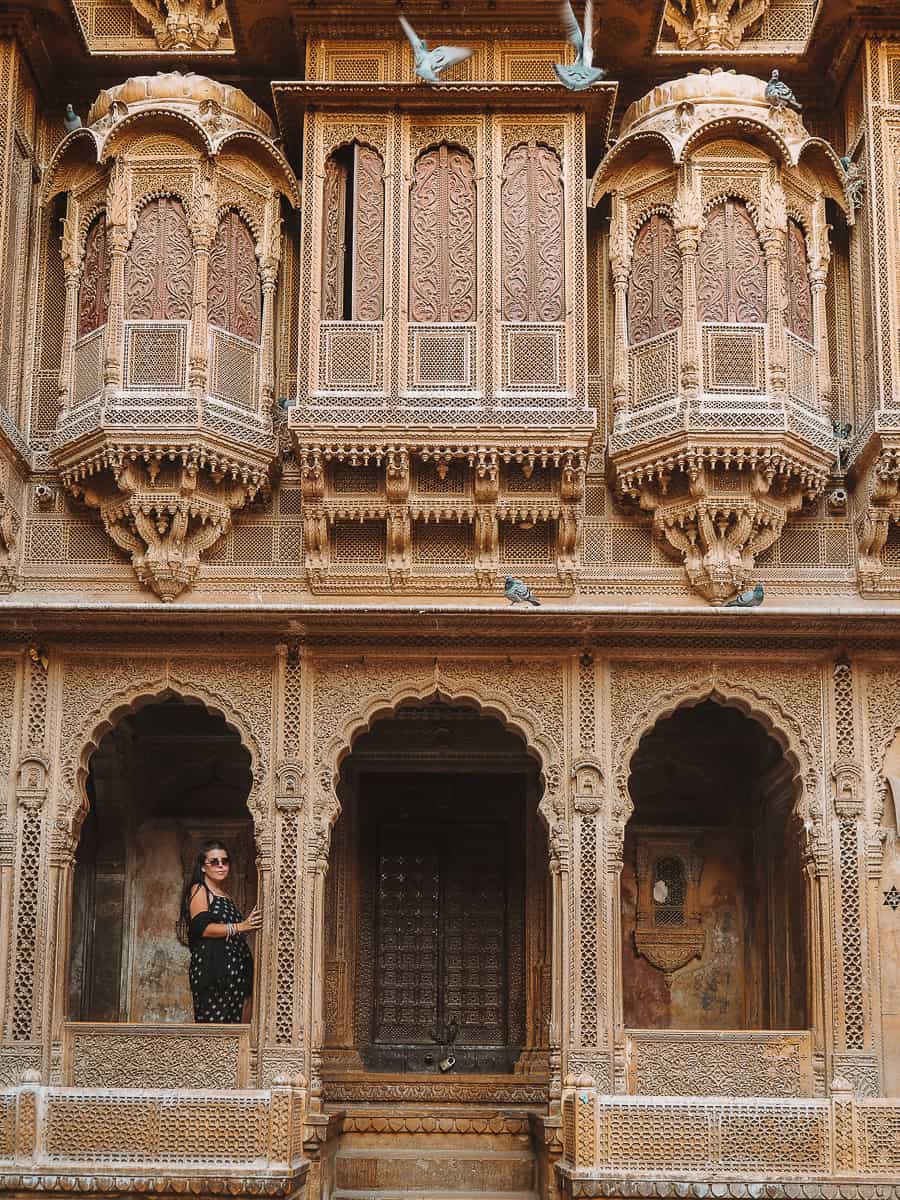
[409,144,476,324]
[501,142,564,322]
[697,199,766,324]
[78,216,110,338]
[125,196,193,322]
[208,211,261,342]
[321,143,385,321]
[785,218,813,343]
[628,214,682,344]
[652,856,686,926]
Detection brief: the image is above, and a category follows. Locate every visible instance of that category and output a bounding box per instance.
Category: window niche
[125,196,193,322]
[500,142,564,323]
[633,832,705,977]
[697,198,766,324]
[409,144,476,324]
[321,142,384,322]
[627,213,682,344]
[77,215,110,338]
[208,210,261,343]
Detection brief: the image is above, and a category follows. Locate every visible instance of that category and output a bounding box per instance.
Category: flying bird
[554,1,606,92]
[505,575,541,606]
[398,15,473,85]
[724,583,764,608]
[63,104,82,132]
[765,70,801,113]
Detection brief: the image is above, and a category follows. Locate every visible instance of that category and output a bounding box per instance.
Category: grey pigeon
[63,104,82,132]
[398,15,473,84]
[833,420,852,440]
[505,575,541,606]
[765,70,801,113]
[724,583,764,608]
[554,0,606,92]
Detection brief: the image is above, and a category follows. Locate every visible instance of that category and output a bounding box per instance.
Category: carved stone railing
[406,323,478,395]
[61,1023,251,1089]
[501,322,566,394]
[0,1076,308,1191]
[318,321,385,393]
[560,1083,900,1186]
[624,1029,815,1098]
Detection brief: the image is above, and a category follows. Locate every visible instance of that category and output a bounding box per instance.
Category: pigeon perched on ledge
[724,583,764,608]
[505,576,541,606]
[399,16,473,84]
[765,70,801,113]
[554,1,606,92]
[64,104,82,132]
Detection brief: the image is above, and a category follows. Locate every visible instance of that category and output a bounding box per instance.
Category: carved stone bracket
[127,0,231,50]
[60,447,270,601]
[616,450,825,603]
[855,443,900,593]
[662,0,770,51]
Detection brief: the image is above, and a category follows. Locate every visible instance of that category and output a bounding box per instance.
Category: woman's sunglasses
[205,856,230,867]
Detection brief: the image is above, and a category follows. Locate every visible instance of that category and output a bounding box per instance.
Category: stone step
[333,1147,537,1197]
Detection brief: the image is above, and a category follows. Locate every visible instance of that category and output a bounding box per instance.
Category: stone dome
[87,71,274,138]
[620,67,777,137]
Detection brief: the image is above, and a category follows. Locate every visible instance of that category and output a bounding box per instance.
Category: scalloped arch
[215,130,299,206]
[42,129,103,203]
[67,681,266,840]
[99,108,214,162]
[318,681,559,831]
[589,131,676,206]
[614,678,816,826]
[680,117,791,165]
[701,188,762,233]
[215,201,263,243]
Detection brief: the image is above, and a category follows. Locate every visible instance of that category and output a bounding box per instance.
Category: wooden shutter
[208,211,261,342]
[78,216,110,337]
[628,213,682,344]
[409,145,476,324]
[125,197,193,321]
[697,199,766,324]
[321,144,384,322]
[501,142,564,323]
[785,218,813,342]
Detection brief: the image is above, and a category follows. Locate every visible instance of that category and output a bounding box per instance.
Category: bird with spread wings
[399,15,473,85]
[554,1,606,92]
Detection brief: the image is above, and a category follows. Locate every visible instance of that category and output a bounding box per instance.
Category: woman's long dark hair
[177,839,229,946]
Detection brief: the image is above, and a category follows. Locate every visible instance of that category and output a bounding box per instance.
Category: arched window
[627,213,682,344]
[409,144,476,324]
[652,856,686,925]
[125,196,193,321]
[697,198,765,324]
[208,211,261,342]
[78,216,110,337]
[785,218,813,343]
[321,142,384,321]
[501,142,563,323]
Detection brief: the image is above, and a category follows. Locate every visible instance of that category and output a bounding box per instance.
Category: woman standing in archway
[178,840,261,1023]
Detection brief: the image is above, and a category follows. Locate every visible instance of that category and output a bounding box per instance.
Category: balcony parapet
[0,1073,308,1197]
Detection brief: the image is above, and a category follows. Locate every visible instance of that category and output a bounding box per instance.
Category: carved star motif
[884,885,900,911]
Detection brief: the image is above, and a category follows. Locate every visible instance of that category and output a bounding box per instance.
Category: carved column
[761,179,789,398]
[2,656,50,1080]
[259,201,282,408]
[57,211,81,412]
[673,173,702,397]
[809,202,833,413]
[188,184,213,396]
[609,196,630,420]
[102,224,129,391]
[827,656,881,1097]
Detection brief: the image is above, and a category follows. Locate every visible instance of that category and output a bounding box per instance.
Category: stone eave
[287,425,595,456]
[272,79,617,144]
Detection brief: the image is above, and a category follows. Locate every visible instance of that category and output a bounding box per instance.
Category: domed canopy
[620,68,775,139]
[87,71,275,139]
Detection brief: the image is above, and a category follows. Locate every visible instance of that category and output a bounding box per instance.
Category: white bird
[63,104,82,132]
[504,575,541,606]
[398,15,473,85]
[554,1,606,92]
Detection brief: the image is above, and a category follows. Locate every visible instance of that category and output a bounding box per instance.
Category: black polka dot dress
[189,893,253,1024]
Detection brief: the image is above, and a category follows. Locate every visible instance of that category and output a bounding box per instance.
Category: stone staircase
[328,1105,540,1200]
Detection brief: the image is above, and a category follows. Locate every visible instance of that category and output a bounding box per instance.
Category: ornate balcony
[43,72,299,600]
[591,69,848,602]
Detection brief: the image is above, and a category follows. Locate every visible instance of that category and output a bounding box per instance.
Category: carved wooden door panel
[409,145,476,323]
[207,211,261,342]
[321,145,384,322]
[697,199,766,324]
[78,217,110,337]
[627,213,682,343]
[359,773,525,1072]
[785,218,812,342]
[501,142,564,322]
[125,197,193,321]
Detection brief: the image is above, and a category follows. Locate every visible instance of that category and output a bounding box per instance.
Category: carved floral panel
[785,218,813,343]
[77,216,109,338]
[697,199,766,324]
[125,197,193,321]
[628,213,682,344]
[501,142,564,323]
[321,145,384,322]
[409,145,476,324]
[208,210,261,342]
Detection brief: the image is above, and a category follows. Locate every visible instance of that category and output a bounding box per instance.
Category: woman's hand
[239,904,262,934]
